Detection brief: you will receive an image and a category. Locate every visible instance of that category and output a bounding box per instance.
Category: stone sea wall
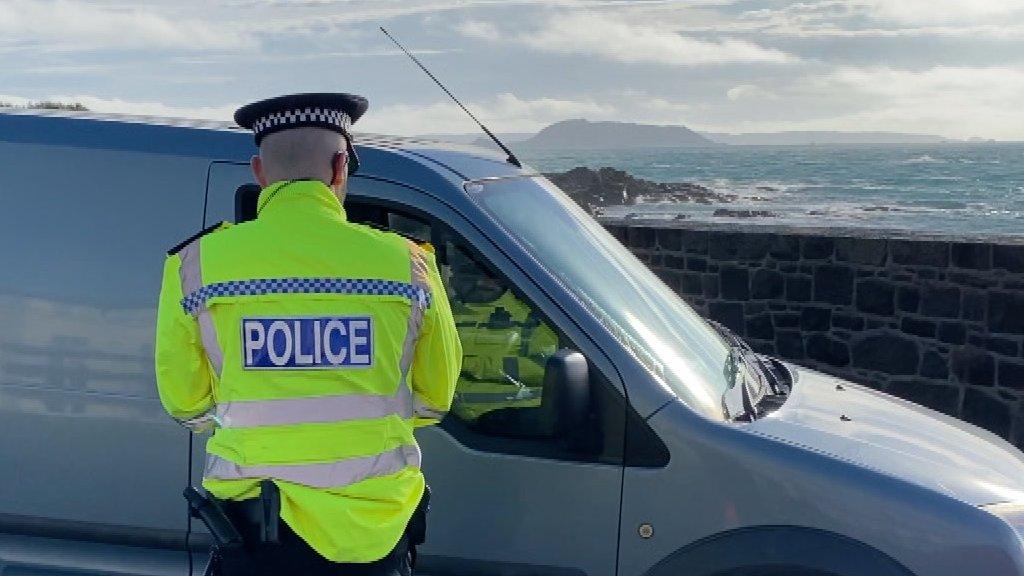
[603,220,1024,448]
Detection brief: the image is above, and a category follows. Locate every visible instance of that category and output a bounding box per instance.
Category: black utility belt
[185,481,431,551]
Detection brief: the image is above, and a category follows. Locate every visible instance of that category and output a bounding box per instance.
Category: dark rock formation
[544,167,734,214]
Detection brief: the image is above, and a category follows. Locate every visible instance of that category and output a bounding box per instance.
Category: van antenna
[380,26,523,168]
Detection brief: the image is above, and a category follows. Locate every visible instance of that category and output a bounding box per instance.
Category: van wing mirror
[546,349,591,450]
[235,184,260,223]
[470,349,593,451]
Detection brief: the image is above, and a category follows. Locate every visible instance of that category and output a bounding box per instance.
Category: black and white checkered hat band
[252,107,352,139]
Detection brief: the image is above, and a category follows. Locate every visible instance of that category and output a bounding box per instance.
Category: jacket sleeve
[154,253,215,428]
[410,249,463,427]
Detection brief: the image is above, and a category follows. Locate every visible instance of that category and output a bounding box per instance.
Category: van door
[346,177,627,576]
[199,171,630,575]
[0,140,217,575]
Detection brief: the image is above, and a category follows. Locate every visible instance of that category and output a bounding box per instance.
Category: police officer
[155,93,462,575]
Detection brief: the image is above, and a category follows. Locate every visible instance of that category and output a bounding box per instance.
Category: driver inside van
[444,247,558,423]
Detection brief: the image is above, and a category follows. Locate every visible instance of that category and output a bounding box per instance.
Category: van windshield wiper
[722,345,760,421]
[707,321,783,421]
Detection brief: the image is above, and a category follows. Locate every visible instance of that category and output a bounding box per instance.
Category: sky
[1,0,1023,140]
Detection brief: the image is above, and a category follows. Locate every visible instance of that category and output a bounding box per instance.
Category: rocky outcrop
[544,166,734,213]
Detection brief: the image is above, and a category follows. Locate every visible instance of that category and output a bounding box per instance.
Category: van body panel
[0,110,253,159]
[620,399,1024,576]
[0,134,219,572]
[0,533,185,576]
[415,427,622,576]
[641,526,916,576]
[748,366,1024,506]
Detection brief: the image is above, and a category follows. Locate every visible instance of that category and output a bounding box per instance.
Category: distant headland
[422,119,965,149]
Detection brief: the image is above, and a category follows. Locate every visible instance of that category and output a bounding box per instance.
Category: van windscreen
[468,176,750,420]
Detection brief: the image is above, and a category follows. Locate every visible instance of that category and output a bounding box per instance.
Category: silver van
[1,109,1023,576]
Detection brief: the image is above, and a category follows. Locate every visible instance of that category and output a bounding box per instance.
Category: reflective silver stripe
[412,396,447,420]
[178,242,203,296]
[216,389,413,428]
[196,311,224,375]
[204,444,422,489]
[178,240,225,376]
[179,410,217,433]
[403,243,440,420]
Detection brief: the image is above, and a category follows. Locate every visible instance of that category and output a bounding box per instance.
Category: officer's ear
[251,155,268,188]
[330,151,348,188]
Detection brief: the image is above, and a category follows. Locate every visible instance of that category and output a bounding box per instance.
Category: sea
[517,143,1024,237]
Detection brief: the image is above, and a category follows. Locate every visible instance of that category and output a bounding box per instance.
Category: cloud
[740,0,1024,37]
[457,12,799,66]
[726,84,777,101]
[0,89,696,136]
[0,0,253,51]
[704,66,1024,140]
[857,0,1024,24]
[0,94,238,121]
[358,92,618,135]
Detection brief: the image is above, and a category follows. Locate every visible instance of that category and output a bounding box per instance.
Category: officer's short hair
[259,127,347,185]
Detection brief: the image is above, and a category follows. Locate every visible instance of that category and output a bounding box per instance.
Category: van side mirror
[235,184,260,223]
[546,350,592,451]
[470,349,593,451]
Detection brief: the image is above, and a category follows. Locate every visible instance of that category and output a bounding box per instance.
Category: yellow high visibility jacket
[154,179,462,563]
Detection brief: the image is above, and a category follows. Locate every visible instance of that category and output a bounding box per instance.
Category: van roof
[0,107,524,180]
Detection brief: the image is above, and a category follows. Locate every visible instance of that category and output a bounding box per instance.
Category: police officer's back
[155,93,462,575]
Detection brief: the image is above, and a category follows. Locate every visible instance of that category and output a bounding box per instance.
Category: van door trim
[419,554,588,576]
[0,512,212,551]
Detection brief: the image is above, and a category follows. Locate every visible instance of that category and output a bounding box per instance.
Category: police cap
[234,92,369,146]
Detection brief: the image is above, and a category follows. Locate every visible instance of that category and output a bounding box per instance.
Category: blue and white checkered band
[180,277,431,316]
[252,107,353,139]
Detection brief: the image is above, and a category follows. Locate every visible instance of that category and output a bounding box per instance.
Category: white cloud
[0,0,253,51]
[0,89,692,136]
[703,66,1024,140]
[726,84,777,101]
[457,12,799,66]
[358,92,617,135]
[0,94,238,121]
[740,0,1024,37]
[857,0,1024,23]
[455,20,502,40]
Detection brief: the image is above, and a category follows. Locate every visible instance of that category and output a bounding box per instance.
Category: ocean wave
[700,179,822,195]
[898,154,946,164]
[900,199,969,210]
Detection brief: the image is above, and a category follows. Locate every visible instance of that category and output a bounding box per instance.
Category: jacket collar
[256,179,347,221]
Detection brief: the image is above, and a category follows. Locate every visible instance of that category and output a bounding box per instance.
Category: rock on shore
[543,166,735,214]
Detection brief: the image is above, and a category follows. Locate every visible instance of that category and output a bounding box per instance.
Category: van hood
[747,365,1024,506]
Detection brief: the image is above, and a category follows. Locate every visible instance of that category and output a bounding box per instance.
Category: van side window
[444,243,559,429]
[345,198,627,465]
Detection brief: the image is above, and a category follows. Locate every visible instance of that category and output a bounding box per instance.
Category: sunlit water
[519,143,1024,236]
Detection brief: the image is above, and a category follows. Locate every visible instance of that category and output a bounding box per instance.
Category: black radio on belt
[183,487,243,550]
